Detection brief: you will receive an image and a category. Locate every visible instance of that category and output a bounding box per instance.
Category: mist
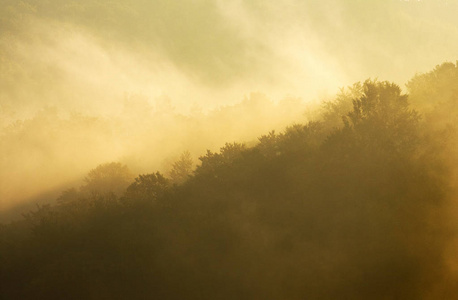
[1,0,457,218]
[2,0,458,215]
[1,1,458,298]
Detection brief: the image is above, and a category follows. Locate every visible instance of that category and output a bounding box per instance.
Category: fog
[2,2,458,298]
[1,0,458,217]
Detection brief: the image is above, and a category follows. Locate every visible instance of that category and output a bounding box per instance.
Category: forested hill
[1,63,458,299]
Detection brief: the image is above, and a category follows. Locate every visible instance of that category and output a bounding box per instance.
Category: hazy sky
[1,0,457,116]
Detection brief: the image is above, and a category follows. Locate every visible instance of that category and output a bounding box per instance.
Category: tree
[320,81,363,129]
[80,162,133,197]
[169,151,193,185]
[407,62,458,131]
[407,61,458,112]
[194,142,246,177]
[341,80,420,155]
[124,172,169,204]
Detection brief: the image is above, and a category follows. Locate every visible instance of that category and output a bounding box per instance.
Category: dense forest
[0,91,310,221]
[1,62,458,299]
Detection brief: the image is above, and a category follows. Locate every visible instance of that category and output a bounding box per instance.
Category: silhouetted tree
[80,162,133,197]
[169,151,193,185]
[123,172,169,205]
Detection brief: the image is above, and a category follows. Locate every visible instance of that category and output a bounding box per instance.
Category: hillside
[2,64,458,299]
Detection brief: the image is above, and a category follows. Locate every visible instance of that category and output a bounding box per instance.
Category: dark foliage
[1,77,456,299]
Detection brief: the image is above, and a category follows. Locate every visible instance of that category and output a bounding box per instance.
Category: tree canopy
[1,74,457,299]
